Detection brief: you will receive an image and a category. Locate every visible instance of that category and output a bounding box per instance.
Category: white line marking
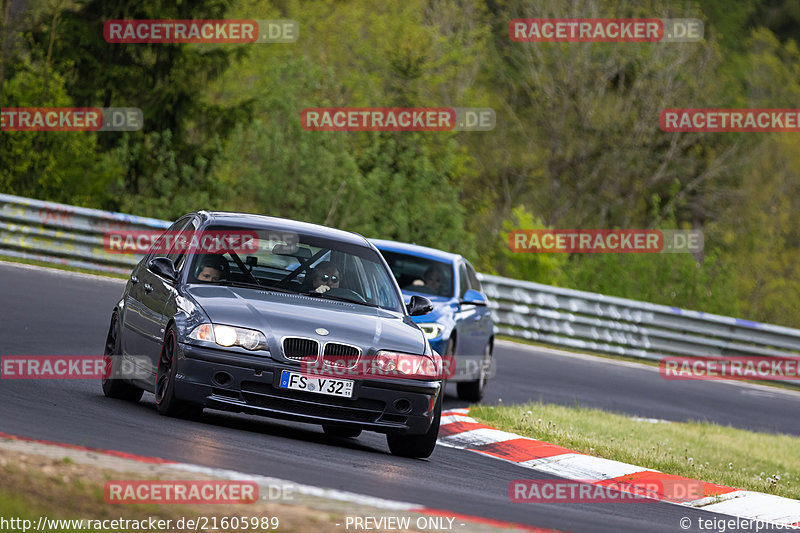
[517,453,652,480]
[437,428,521,449]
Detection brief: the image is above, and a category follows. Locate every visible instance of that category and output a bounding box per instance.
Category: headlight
[417,323,444,340]
[376,350,440,378]
[188,324,267,351]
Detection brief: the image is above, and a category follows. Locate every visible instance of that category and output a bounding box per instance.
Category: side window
[145,218,187,263]
[458,262,469,299]
[166,218,198,272]
[465,261,482,292]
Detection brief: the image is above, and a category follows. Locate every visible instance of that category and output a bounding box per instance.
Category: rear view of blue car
[370,240,494,402]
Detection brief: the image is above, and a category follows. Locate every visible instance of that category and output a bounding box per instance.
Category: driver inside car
[412,265,444,295]
[311,261,340,293]
[194,254,227,283]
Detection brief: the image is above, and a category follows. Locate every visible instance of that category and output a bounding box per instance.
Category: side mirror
[461,289,487,306]
[407,295,434,316]
[148,257,178,283]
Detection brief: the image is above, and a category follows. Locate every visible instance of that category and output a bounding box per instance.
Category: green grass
[470,402,800,500]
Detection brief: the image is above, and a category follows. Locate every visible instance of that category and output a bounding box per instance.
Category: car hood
[185,285,426,356]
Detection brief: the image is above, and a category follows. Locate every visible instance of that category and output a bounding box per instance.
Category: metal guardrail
[478,273,800,366]
[2,193,799,371]
[0,193,169,275]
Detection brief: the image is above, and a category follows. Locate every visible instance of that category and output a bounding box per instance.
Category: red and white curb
[0,431,554,532]
[438,408,800,527]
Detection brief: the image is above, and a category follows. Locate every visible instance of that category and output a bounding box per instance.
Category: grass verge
[470,401,800,500]
[0,449,338,532]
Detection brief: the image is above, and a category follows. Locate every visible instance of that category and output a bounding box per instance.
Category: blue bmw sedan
[370,239,494,402]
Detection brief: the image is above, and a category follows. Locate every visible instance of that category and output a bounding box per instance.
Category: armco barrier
[2,193,799,372]
[0,193,169,274]
[478,273,800,369]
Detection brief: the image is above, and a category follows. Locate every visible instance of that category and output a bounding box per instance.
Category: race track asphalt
[2,262,796,532]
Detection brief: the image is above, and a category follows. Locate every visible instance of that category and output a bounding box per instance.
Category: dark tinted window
[465,261,482,292]
[187,226,404,312]
[166,218,198,271]
[379,250,454,298]
[458,262,469,298]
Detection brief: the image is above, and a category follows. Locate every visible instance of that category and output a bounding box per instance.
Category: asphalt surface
[2,261,798,532]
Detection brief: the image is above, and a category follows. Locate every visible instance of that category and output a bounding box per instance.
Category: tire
[101,314,143,402]
[386,393,442,458]
[456,341,492,402]
[322,425,362,439]
[441,337,455,384]
[155,327,201,418]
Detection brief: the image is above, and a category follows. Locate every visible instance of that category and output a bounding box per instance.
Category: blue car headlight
[417,322,444,340]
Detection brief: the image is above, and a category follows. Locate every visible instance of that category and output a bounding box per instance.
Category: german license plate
[279,370,354,398]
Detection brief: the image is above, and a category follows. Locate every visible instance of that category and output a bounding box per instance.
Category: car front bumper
[174,343,442,435]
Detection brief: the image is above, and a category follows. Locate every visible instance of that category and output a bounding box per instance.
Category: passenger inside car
[311,261,340,293]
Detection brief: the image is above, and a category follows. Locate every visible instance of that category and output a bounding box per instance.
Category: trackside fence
[477,274,800,366]
[0,193,168,275]
[2,193,799,376]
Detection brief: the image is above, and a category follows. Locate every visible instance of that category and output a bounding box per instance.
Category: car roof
[369,238,462,264]
[197,211,371,247]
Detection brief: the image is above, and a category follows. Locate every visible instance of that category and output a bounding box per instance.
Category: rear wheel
[386,393,442,458]
[322,425,362,439]
[456,342,491,402]
[155,327,201,418]
[101,314,143,402]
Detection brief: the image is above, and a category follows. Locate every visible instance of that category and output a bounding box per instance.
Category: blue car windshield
[378,250,454,298]
[186,226,404,313]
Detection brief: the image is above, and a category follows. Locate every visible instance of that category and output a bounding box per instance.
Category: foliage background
[2,0,799,326]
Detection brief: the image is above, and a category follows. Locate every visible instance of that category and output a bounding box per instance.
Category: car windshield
[378,250,454,298]
[187,225,404,313]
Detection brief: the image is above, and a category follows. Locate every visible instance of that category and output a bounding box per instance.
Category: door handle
[130,275,138,284]
[144,283,153,294]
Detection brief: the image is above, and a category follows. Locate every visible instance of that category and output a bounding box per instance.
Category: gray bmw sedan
[102,211,442,458]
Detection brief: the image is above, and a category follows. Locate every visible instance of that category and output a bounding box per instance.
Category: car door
[454,261,481,356]
[121,218,188,360]
[465,260,493,352]
[137,217,197,375]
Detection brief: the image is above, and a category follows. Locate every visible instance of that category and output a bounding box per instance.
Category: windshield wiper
[216,280,303,295]
[302,291,380,308]
[214,280,264,290]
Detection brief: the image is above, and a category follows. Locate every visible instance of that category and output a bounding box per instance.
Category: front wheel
[386,393,442,458]
[155,327,201,418]
[456,342,492,402]
[101,314,143,402]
